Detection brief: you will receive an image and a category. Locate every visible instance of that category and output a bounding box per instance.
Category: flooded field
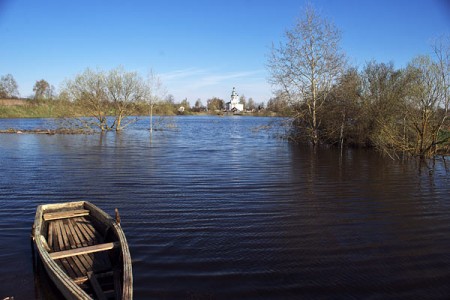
[0,116,449,299]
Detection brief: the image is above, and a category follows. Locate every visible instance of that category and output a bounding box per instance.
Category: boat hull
[32,201,132,299]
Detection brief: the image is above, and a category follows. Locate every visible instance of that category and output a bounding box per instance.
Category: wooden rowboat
[32,201,132,300]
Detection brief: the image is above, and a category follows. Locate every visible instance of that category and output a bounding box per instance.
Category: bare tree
[63,67,148,131]
[146,70,166,132]
[266,91,291,115]
[432,36,450,153]
[0,74,19,98]
[64,68,109,131]
[361,61,410,158]
[322,67,363,148]
[106,67,146,131]
[406,55,449,157]
[239,94,246,106]
[247,97,256,111]
[268,4,345,145]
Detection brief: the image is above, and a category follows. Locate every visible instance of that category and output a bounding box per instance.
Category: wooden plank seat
[46,216,117,281]
[43,209,90,221]
[50,242,120,259]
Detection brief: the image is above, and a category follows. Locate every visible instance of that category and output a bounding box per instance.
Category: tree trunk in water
[116,115,122,131]
[150,104,153,132]
[339,112,345,150]
[311,79,318,146]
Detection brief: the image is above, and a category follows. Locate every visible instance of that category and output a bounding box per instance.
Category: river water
[0,116,449,299]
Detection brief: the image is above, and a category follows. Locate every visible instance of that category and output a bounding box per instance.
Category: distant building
[226,87,244,112]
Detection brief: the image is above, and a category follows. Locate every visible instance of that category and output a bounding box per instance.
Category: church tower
[226,87,244,112]
[231,87,239,105]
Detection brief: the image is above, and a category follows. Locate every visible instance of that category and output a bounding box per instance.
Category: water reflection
[0,117,449,299]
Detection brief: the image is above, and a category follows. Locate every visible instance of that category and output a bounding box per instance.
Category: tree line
[267,5,449,158]
[1,68,269,131]
[2,5,448,156]
[0,74,55,100]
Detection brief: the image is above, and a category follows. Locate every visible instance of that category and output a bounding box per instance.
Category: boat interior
[40,207,123,300]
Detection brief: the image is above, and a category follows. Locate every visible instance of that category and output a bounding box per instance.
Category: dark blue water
[0,116,449,299]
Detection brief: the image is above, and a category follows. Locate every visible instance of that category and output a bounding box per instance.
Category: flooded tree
[351,52,449,158]
[322,67,364,148]
[432,37,450,155]
[360,61,409,158]
[146,70,166,132]
[63,67,148,131]
[405,54,449,157]
[64,68,109,131]
[268,4,345,145]
[105,67,146,130]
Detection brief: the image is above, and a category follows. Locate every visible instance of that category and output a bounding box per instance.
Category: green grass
[0,100,283,119]
[0,101,73,118]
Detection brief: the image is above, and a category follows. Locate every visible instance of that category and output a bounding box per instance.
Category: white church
[226,87,244,112]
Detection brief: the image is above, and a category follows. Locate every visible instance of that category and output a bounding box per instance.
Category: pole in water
[115,208,121,225]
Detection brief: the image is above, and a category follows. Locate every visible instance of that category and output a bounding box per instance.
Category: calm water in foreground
[0,116,449,299]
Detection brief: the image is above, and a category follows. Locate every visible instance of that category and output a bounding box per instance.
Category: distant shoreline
[0,128,94,135]
[0,98,284,119]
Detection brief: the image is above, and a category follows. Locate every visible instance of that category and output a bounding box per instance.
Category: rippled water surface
[0,116,449,299]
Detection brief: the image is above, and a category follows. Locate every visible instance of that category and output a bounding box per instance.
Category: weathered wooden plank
[70,218,90,246]
[82,216,104,242]
[40,235,51,252]
[58,220,85,276]
[70,254,88,277]
[87,271,107,300]
[73,275,88,285]
[47,221,54,249]
[55,221,66,250]
[65,219,94,272]
[76,218,96,245]
[80,217,102,242]
[63,220,76,247]
[59,258,78,280]
[64,221,93,274]
[52,222,77,279]
[59,220,74,258]
[67,219,83,247]
[71,219,96,264]
[51,221,59,251]
[39,201,85,213]
[54,220,82,278]
[50,242,120,260]
[43,209,90,221]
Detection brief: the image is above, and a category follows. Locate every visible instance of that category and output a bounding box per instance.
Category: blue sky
[1,0,449,104]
